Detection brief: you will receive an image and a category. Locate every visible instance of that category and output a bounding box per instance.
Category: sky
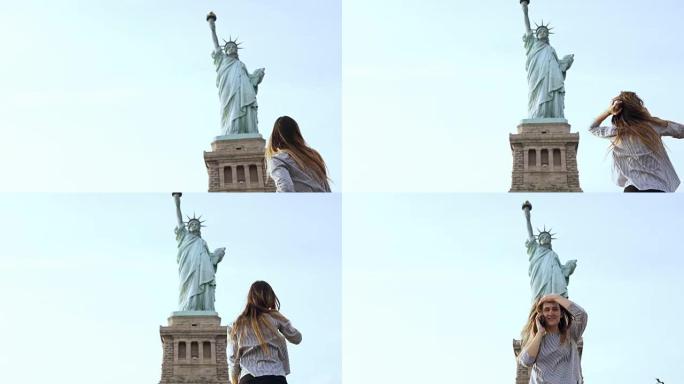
[0,193,341,384]
[0,0,341,192]
[343,0,684,192]
[343,194,684,384]
[3,1,683,193]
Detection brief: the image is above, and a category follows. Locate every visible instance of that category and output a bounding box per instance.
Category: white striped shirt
[267,152,331,192]
[588,121,684,192]
[229,313,302,381]
[519,303,587,384]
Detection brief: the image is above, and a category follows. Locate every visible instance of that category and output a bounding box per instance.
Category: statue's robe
[212,50,263,135]
[526,238,573,302]
[523,32,569,118]
[175,226,221,311]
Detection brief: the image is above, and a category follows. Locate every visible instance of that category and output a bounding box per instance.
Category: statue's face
[538,232,552,246]
[224,43,238,56]
[187,220,201,233]
[536,27,549,40]
[540,302,561,328]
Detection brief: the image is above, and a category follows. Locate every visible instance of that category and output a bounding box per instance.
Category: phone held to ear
[537,313,547,327]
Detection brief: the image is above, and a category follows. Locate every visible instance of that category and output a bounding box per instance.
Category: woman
[518,294,587,384]
[589,91,684,192]
[229,281,302,384]
[265,116,331,192]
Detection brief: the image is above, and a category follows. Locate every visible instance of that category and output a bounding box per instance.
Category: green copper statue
[522,201,577,302]
[520,1,574,119]
[207,12,265,136]
[172,192,226,311]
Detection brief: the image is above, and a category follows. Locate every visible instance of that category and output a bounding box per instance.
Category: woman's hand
[609,100,623,115]
[539,293,573,310]
[535,314,547,336]
[539,293,562,303]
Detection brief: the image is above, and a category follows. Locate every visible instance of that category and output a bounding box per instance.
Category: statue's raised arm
[522,201,535,241]
[521,0,532,34]
[172,192,184,228]
[207,12,220,52]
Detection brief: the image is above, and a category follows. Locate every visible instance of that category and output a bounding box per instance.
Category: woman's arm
[540,294,572,309]
[591,100,622,129]
[589,101,621,137]
[660,121,684,139]
[268,158,295,192]
[590,110,612,129]
[519,315,546,367]
[276,315,302,344]
[228,330,241,384]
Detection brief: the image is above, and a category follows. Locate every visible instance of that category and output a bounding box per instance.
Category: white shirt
[229,313,302,380]
[588,121,684,191]
[267,152,331,192]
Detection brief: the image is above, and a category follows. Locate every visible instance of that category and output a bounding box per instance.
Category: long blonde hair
[265,116,330,187]
[231,281,285,354]
[611,91,668,155]
[520,299,574,349]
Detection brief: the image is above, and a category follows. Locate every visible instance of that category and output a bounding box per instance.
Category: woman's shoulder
[271,151,292,161]
[263,311,290,326]
[269,152,300,169]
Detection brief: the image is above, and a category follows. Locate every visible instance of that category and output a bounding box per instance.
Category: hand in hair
[539,294,574,311]
[610,100,623,115]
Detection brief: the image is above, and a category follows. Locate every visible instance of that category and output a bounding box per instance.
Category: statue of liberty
[206,12,265,136]
[172,192,226,311]
[520,1,574,119]
[522,201,577,302]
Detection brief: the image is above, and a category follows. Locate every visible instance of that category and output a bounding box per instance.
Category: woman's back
[230,313,302,381]
[589,121,684,191]
[268,152,331,192]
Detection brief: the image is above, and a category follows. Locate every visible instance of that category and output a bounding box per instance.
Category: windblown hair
[230,281,285,354]
[265,116,330,188]
[520,298,574,350]
[611,91,668,155]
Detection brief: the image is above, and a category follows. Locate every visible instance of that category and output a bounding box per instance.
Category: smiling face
[540,302,561,328]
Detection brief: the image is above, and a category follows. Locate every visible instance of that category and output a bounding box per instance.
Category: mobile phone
[537,313,547,327]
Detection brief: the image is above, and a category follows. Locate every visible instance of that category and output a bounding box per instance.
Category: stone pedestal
[509,119,582,192]
[159,312,229,384]
[512,338,583,384]
[204,134,276,192]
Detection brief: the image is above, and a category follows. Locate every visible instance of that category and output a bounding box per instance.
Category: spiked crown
[185,213,206,228]
[537,225,557,241]
[534,20,554,36]
[223,36,243,52]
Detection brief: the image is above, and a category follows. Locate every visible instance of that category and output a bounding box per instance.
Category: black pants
[239,375,287,384]
[624,185,664,192]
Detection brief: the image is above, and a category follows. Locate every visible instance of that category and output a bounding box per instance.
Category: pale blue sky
[344,194,684,383]
[343,0,684,192]
[0,0,340,191]
[0,193,341,384]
